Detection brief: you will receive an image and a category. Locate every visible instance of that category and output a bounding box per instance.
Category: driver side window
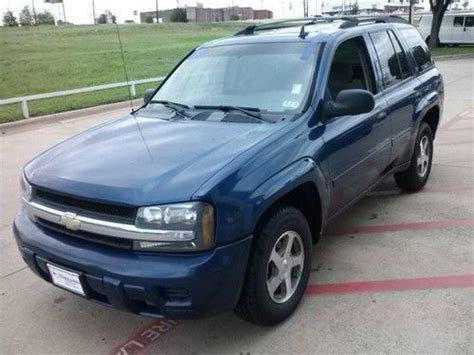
[326,37,375,101]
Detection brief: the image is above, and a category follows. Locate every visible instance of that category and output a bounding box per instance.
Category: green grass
[0,23,244,123]
[431,45,474,57]
[1,24,473,124]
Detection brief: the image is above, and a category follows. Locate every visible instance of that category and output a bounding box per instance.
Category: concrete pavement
[0,58,473,354]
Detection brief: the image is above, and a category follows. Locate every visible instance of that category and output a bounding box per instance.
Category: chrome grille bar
[24,199,195,242]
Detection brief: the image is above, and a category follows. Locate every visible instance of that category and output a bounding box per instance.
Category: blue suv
[14,16,443,325]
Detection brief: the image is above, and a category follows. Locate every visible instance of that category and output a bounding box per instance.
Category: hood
[25,115,281,206]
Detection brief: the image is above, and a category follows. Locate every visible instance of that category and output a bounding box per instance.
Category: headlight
[134,202,214,252]
[20,173,33,202]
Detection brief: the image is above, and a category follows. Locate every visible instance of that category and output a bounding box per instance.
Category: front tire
[394,122,434,192]
[234,205,312,326]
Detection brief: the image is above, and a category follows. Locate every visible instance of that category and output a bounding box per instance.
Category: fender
[248,157,331,232]
[402,90,441,164]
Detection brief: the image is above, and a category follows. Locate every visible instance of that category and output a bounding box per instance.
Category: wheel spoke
[284,232,294,257]
[284,274,292,296]
[290,253,304,270]
[267,275,282,295]
[269,248,284,272]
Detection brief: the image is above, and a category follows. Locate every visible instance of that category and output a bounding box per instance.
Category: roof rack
[233,15,407,38]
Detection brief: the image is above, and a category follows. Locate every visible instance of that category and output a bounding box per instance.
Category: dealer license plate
[47,263,85,296]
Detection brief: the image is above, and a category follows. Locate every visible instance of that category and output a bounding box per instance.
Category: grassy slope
[0,23,242,123]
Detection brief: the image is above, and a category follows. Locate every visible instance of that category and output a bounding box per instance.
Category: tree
[97,14,107,24]
[144,16,154,23]
[169,8,187,22]
[427,0,454,48]
[97,10,115,24]
[462,0,469,9]
[36,11,55,25]
[3,10,18,27]
[19,6,34,26]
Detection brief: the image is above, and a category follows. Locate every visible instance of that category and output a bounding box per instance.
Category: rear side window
[388,30,411,79]
[399,28,433,73]
[370,31,401,88]
[466,17,474,27]
[453,16,464,27]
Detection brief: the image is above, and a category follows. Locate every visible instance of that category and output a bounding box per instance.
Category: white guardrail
[0,76,166,119]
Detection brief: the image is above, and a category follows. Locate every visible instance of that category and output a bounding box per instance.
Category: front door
[322,36,391,216]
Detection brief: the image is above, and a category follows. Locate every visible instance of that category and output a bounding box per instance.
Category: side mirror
[143,88,155,104]
[324,89,375,119]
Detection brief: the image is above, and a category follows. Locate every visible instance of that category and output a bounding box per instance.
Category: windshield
[152,42,320,114]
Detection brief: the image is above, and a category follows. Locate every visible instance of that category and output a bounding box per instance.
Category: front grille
[34,188,136,223]
[37,218,133,250]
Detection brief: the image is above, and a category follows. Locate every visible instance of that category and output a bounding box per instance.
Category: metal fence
[0,76,165,119]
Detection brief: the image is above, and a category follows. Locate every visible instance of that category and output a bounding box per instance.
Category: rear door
[463,16,474,44]
[368,29,419,166]
[451,16,465,44]
[323,36,391,216]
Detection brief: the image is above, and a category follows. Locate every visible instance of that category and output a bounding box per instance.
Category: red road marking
[440,110,472,131]
[111,319,180,355]
[437,140,473,146]
[111,274,474,353]
[421,184,473,193]
[305,274,474,296]
[444,124,474,131]
[328,218,474,236]
[369,184,474,196]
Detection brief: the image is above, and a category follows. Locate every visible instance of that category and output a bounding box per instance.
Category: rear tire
[394,122,434,192]
[234,205,312,326]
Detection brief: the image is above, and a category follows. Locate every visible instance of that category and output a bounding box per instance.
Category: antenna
[114,23,135,113]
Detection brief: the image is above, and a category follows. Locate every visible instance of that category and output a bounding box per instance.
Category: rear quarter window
[399,28,433,73]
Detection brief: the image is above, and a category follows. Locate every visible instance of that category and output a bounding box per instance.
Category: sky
[0,0,327,25]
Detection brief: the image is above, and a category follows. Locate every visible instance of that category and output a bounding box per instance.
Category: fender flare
[248,157,330,233]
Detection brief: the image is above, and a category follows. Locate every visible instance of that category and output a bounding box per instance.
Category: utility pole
[155,0,159,23]
[92,0,96,24]
[31,0,37,24]
[62,0,67,23]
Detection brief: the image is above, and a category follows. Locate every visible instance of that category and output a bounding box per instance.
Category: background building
[140,5,272,24]
[321,0,427,15]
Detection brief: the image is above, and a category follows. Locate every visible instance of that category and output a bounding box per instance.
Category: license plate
[47,264,85,296]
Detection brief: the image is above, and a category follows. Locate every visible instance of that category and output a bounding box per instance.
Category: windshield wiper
[149,100,191,118]
[194,105,272,123]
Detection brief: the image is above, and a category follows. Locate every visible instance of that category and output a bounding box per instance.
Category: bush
[19,6,34,26]
[170,8,187,22]
[144,16,154,24]
[37,11,55,25]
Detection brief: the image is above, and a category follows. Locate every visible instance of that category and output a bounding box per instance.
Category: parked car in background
[419,12,474,45]
[14,16,443,326]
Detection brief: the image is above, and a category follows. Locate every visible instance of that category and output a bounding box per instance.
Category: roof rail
[233,15,408,37]
[339,15,407,28]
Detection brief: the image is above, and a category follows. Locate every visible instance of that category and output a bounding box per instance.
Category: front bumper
[13,210,252,319]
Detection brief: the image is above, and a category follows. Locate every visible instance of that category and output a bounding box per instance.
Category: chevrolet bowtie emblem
[60,212,81,231]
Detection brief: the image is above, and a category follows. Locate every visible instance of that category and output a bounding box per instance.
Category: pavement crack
[1,266,28,280]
